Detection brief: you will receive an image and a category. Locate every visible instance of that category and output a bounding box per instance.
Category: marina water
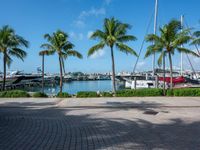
[22,80,114,95]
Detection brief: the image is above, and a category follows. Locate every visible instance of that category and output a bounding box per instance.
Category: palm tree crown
[41,30,82,59]
[145,20,198,65]
[88,17,138,56]
[0,25,29,66]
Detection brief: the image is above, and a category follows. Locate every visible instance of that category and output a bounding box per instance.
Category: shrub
[101,92,113,97]
[0,90,30,98]
[33,92,48,98]
[76,91,99,98]
[57,92,71,98]
[166,89,174,96]
[169,88,200,96]
[116,88,163,97]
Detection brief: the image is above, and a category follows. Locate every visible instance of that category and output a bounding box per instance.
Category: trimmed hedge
[33,92,48,98]
[57,92,71,98]
[0,90,30,98]
[76,91,99,98]
[100,92,113,97]
[116,88,164,97]
[167,88,200,96]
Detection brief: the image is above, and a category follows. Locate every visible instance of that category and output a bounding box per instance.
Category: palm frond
[177,47,199,57]
[39,50,54,56]
[88,42,105,56]
[66,50,83,59]
[90,30,106,40]
[8,48,27,61]
[116,42,138,56]
[157,51,165,67]
[145,34,161,43]
[40,43,54,50]
[191,38,200,45]
[193,31,200,37]
[172,35,191,46]
[117,35,137,42]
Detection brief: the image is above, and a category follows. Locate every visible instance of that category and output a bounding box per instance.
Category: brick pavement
[1,98,200,150]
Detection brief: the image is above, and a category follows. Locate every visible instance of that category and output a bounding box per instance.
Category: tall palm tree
[87,17,138,93]
[39,50,52,93]
[0,25,29,90]
[41,30,83,93]
[145,20,199,89]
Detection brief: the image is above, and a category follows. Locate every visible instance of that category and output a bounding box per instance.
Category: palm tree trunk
[42,55,44,93]
[163,52,166,95]
[110,46,116,93]
[61,58,66,75]
[168,52,173,89]
[59,55,63,93]
[2,53,6,91]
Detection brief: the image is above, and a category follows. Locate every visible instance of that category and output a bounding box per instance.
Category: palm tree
[87,17,138,93]
[145,20,199,89]
[39,50,52,93]
[41,30,83,93]
[0,25,29,90]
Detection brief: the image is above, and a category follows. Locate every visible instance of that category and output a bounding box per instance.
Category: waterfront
[22,80,115,95]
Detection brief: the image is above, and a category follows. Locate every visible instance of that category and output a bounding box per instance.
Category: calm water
[24,80,116,94]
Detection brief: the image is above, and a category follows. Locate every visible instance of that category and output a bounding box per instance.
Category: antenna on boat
[153,0,158,75]
[180,15,184,75]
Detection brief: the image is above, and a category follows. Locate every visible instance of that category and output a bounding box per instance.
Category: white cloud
[89,47,106,59]
[73,20,85,28]
[73,7,106,28]
[69,31,84,40]
[87,31,94,39]
[104,0,112,5]
[137,61,146,68]
[79,7,106,19]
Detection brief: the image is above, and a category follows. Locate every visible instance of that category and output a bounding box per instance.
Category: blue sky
[0,0,200,73]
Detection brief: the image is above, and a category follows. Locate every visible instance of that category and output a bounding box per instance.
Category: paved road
[1,97,200,150]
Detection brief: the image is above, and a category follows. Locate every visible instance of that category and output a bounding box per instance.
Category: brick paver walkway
[1,98,200,150]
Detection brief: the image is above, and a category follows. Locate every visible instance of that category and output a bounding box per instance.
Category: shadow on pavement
[0,101,200,150]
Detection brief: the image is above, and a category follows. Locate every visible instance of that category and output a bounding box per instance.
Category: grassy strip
[32,92,48,98]
[166,88,200,96]
[57,92,71,98]
[76,91,99,98]
[116,88,164,97]
[0,90,30,98]
[1,88,200,98]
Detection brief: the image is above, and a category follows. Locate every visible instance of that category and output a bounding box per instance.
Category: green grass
[116,88,164,97]
[76,91,99,98]
[0,90,30,98]
[32,92,48,98]
[57,92,71,98]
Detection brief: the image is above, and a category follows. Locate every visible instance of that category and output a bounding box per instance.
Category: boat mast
[153,0,158,75]
[180,15,184,75]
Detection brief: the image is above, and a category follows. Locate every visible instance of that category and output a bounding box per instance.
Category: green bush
[166,89,174,96]
[168,88,200,96]
[33,92,48,98]
[57,92,71,98]
[116,88,163,97]
[0,90,30,98]
[76,91,99,98]
[101,92,113,97]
